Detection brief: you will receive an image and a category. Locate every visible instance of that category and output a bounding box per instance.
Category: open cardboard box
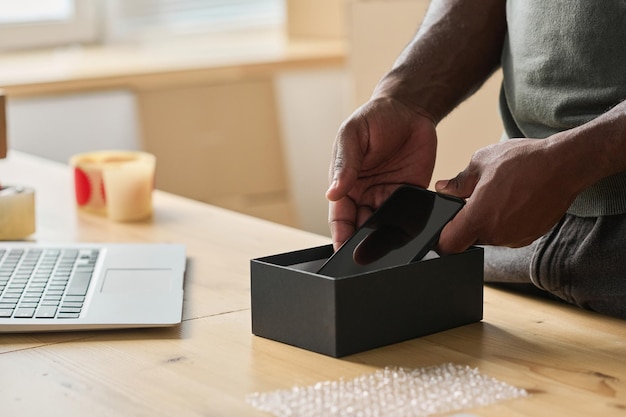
[251,244,483,357]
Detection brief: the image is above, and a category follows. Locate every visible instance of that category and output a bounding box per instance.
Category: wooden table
[1,152,625,417]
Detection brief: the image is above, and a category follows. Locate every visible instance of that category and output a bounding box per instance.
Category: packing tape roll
[70,150,156,222]
[0,186,36,240]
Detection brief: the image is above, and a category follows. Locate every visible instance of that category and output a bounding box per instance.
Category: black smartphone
[317,185,465,277]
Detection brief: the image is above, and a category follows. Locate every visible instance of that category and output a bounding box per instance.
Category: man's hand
[435,138,579,253]
[325,0,507,251]
[326,97,438,249]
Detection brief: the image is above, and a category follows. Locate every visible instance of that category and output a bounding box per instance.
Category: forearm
[371,0,507,124]
[549,100,626,195]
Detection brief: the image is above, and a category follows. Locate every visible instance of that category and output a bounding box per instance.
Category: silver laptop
[0,242,186,332]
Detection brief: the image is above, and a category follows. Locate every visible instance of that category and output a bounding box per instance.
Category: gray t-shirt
[499,0,626,216]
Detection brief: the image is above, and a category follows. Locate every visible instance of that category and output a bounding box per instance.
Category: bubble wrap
[246,363,527,417]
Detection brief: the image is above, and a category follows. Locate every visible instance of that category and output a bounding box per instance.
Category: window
[0,0,98,51]
[0,0,286,50]
[101,0,285,42]
[0,0,74,24]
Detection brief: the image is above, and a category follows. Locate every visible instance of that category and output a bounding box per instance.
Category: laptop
[0,242,186,332]
[0,93,186,332]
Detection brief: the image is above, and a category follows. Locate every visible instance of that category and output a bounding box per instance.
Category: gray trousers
[484,214,626,319]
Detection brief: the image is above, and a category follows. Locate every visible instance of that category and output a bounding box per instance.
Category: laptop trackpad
[101,269,173,294]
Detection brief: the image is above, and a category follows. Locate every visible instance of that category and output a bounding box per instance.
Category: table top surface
[0,151,625,417]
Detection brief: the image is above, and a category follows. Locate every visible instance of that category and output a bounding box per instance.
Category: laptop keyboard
[0,248,99,319]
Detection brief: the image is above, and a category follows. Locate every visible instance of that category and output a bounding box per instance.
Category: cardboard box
[250,244,484,357]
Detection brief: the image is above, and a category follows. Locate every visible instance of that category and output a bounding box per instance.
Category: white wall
[7,90,141,164]
[275,68,351,236]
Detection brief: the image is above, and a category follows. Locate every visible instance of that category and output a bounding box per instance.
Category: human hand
[326,97,438,249]
[435,138,579,253]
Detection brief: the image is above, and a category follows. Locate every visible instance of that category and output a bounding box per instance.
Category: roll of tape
[0,185,36,240]
[70,151,156,222]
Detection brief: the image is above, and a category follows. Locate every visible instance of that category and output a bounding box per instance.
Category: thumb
[326,121,366,202]
[434,168,478,199]
[435,168,480,255]
[436,207,477,255]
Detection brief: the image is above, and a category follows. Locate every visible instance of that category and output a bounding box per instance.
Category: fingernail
[435,179,449,191]
[326,179,338,195]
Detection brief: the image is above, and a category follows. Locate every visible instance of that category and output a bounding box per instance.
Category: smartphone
[317,185,465,277]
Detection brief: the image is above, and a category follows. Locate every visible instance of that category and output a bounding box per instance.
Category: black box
[250,245,483,358]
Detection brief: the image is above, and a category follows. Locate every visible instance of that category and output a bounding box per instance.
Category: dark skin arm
[326,0,507,249]
[329,0,626,255]
[435,99,626,253]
